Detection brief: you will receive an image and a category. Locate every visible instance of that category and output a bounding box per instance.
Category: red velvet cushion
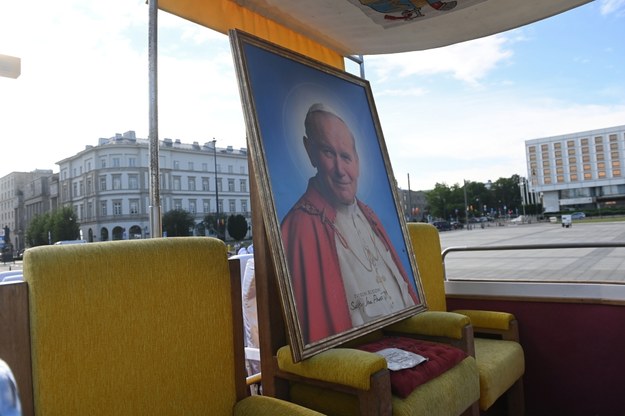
[358,336,467,398]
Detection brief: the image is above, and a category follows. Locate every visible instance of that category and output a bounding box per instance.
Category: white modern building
[525,125,625,213]
[57,131,251,242]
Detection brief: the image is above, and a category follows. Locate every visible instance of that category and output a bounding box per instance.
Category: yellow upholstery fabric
[407,223,447,311]
[385,311,471,340]
[25,238,235,414]
[473,338,525,410]
[234,395,326,416]
[23,238,323,416]
[452,309,515,331]
[277,345,387,390]
[408,222,526,411]
[289,356,479,416]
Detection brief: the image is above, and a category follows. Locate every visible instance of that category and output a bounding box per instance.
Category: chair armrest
[276,345,387,390]
[452,309,519,341]
[384,311,471,339]
[234,395,326,415]
[382,311,474,355]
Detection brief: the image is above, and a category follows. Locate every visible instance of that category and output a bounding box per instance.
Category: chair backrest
[407,223,447,312]
[23,237,246,415]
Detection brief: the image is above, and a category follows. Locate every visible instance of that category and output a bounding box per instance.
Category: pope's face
[305,112,360,206]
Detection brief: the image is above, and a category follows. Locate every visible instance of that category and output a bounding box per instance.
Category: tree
[162,209,195,237]
[26,206,80,246]
[227,214,248,241]
[203,214,227,240]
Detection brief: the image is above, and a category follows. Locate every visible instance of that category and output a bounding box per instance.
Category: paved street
[438,221,625,282]
[3,221,625,282]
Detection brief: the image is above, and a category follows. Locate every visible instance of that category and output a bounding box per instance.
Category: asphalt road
[3,221,624,282]
[438,221,625,282]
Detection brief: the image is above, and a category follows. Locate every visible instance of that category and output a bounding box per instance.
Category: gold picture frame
[231,30,427,361]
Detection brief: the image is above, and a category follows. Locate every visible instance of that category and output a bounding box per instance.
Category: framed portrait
[230,30,427,361]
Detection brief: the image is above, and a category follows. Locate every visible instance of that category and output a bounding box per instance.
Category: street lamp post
[212,139,220,238]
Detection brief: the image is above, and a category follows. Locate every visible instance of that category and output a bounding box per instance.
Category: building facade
[56,131,251,242]
[0,169,54,252]
[526,125,625,213]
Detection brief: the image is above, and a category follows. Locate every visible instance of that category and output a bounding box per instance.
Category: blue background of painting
[243,42,417,288]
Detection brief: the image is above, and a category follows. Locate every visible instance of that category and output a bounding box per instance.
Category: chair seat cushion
[474,338,525,409]
[358,336,468,398]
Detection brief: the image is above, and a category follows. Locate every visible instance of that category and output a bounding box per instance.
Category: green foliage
[227,214,248,241]
[25,206,81,246]
[162,209,195,237]
[203,214,227,240]
[425,175,523,220]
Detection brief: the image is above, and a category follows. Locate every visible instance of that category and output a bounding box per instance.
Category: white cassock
[334,202,415,327]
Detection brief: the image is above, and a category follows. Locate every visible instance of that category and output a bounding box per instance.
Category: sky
[1,0,625,191]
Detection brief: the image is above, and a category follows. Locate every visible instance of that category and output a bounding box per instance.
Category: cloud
[365,34,513,86]
[600,0,625,15]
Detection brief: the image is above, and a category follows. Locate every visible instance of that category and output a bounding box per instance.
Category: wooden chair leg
[357,369,392,416]
[460,401,479,416]
[507,378,525,416]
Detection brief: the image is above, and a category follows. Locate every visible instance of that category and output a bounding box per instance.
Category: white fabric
[234,0,590,54]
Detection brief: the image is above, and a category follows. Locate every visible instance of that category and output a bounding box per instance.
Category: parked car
[432,221,452,231]
[571,212,586,220]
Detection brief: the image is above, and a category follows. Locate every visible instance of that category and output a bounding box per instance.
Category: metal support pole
[148,0,162,238]
[212,139,220,238]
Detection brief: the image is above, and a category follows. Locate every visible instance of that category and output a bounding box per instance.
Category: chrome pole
[148,0,162,238]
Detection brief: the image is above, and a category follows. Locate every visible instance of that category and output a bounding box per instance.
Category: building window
[73,182,78,197]
[229,199,236,212]
[189,200,196,214]
[129,157,136,167]
[174,161,180,170]
[218,199,223,213]
[112,157,121,167]
[174,199,182,210]
[217,178,222,192]
[128,174,139,190]
[101,158,107,168]
[202,163,208,172]
[203,199,210,213]
[240,179,247,193]
[570,173,578,181]
[228,165,234,174]
[100,201,108,216]
[113,201,122,215]
[188,162,194,171]
[241,199,248,213]
[86,178,92,194]
[228,178,235,192]
[99,176,107,191]
[129,200,139,214]
[112,174,122,190]
[173,176,181,191]
[202,177,210,191]
[188,177,196,191]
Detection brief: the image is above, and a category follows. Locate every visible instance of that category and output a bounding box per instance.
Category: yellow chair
[14,237,323,416]
[408,222,525,415]
[252,235,480,416]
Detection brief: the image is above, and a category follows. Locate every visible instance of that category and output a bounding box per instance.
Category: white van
[561,214,572,228]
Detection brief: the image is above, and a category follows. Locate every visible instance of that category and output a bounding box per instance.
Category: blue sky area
[1,0,624,191]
